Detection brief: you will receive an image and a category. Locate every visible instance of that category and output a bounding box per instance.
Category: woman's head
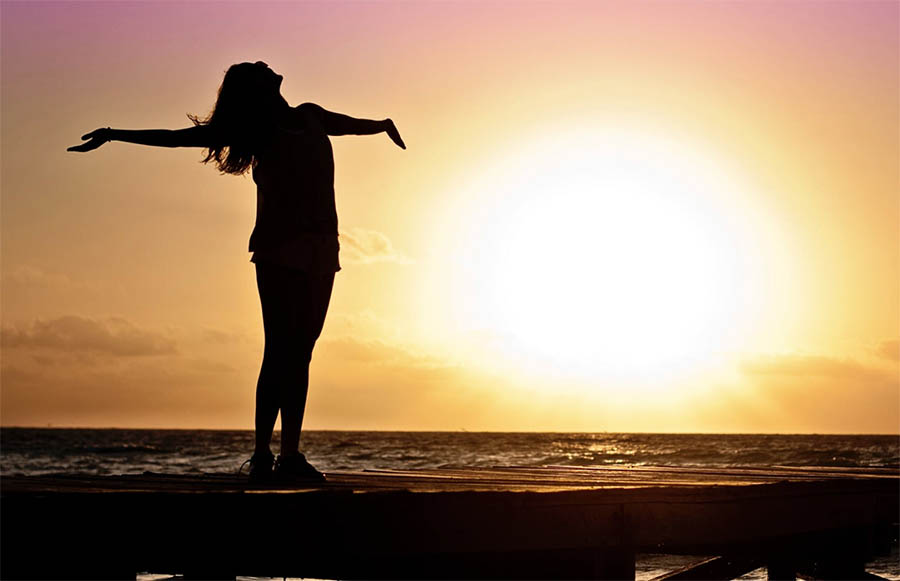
[192,61,287,175]
[222,61,284,102]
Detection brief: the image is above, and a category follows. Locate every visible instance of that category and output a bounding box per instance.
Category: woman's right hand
[67,128,112,152]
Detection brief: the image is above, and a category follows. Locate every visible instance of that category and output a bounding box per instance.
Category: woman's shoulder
[295,102,324,114]
[279,103,324,134]
[294,102,325,122]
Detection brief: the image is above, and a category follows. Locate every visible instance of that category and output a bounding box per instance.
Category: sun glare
[445,128,774,387]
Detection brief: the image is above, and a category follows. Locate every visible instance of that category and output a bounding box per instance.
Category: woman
[69,61,405,481]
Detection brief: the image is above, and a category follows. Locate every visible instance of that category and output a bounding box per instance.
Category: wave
[2,429,897,477]
[80,445,169,455]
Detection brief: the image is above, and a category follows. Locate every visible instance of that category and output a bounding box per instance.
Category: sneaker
[239,449,275,482]
[273,453,326,482]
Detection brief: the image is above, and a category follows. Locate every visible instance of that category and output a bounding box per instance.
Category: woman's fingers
[387,121,406,149]
[67,138,105,152]
[80,127,109,141]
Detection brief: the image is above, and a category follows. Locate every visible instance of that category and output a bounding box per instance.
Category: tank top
[248,104,341,273]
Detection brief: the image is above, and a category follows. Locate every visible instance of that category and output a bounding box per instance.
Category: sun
[444,127,772,386]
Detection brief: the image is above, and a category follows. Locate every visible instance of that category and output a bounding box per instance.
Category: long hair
[190,62,283,175]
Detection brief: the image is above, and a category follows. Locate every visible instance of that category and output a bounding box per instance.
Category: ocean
[2,429,898,476]
[2,429,898,580]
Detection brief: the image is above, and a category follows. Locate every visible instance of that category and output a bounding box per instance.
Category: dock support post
[794,527,873,581]
[592,547,636,580]
[766,557,795,581]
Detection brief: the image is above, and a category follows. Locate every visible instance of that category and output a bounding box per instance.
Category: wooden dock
[2,465,897,580]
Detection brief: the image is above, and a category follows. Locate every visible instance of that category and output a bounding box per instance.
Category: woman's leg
[254,263,295,456]
[256,262,335,457]
[279,270,335,456]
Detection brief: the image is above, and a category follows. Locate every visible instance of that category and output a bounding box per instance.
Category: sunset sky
[2,1,897,433]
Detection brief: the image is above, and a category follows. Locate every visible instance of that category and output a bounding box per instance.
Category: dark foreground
[2,465,897,580]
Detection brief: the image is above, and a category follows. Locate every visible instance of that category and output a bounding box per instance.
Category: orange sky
[1,1,897,432]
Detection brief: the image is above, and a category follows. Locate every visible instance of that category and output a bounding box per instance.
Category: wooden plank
[4,463,896,493]
[627,489,884,551]
[798,572,890,581]
[649,556,761,581]
[3,467,895,495]
[1,467,896,580]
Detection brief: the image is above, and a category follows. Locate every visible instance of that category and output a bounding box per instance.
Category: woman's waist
[249,227,338,248]
[252,210,337,232]
[250,236,341,274]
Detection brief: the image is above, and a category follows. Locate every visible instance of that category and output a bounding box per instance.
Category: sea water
[2,429,898,579]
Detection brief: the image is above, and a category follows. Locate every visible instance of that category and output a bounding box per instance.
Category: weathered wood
[650,555,762,581]
[5,464,898,495]
[797,570,889,580]
[1,466,896,580]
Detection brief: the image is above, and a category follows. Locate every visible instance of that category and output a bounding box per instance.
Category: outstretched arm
[303,103,405,149]
[68,125,218,153]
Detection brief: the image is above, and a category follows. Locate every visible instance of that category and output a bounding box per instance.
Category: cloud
[874,339,899,362]
[319,336,448,370]
[3,265,105,292]
[199,327,250,345]
[0,356,252,428]
[0,319,253,427]
[737,352,899,433]
[184,357,237,373]
[305,336,490,430]
[740,354,885,381]
[1,316,176,356]
[339,228,411,264]
[6,265,73,287]
[0,324,466,429]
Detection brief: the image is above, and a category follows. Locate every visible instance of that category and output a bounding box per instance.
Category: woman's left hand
[67,128,112,152]
[384,119,406,150]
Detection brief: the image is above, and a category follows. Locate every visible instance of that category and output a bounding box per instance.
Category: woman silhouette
[69,61,405,481]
